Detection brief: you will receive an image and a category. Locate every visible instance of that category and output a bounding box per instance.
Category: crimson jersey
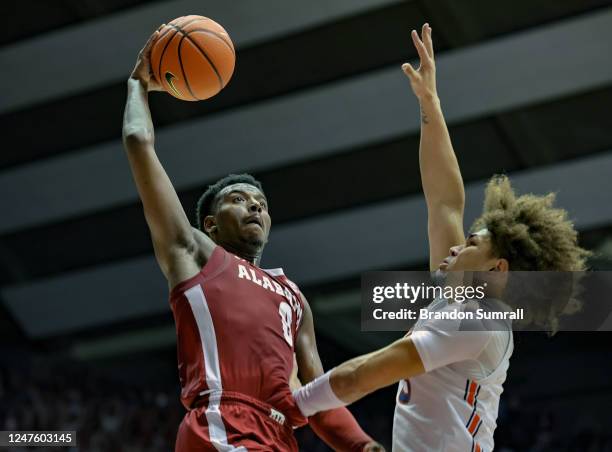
[169,246,306,428]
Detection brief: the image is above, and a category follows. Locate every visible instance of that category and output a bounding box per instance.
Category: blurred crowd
[0,364,181,452]
[1,363,610,451]
[494,394,612,452]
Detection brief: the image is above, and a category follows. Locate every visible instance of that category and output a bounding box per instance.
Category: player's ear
[204,215,217,235]
[493,258,509,272]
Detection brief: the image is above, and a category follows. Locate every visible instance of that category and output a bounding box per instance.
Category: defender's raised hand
[130,26,164,92]
[402,23,436,101]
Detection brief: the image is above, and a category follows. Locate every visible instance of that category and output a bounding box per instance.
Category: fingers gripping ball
[150,16,235,101]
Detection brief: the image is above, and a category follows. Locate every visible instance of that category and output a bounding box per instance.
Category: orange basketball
[150,15,235,101]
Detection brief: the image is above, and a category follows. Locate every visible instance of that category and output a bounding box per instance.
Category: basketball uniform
[393,298,514,452]
[169,246,307,451]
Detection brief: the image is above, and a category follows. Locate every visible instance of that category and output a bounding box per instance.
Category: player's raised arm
[122,30,215,282]
[402,24,465,270]
[295,298,384,452]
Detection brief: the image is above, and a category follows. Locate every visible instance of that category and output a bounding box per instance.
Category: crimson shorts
[175,391,298,451]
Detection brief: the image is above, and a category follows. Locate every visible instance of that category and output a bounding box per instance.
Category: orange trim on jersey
[468,413,481,435]
[465,379,483,448]
[466,381,478,406]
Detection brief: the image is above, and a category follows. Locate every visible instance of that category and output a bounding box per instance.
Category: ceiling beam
[3,151,610,338]
[0,0,402,113]
[1,8,612,235]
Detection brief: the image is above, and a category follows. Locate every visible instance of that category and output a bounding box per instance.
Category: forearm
[418,94,464,210]
[331,343,410,404]
[123,78,155,145]
[309,408,372,452]
[294,339,424,416]
[292,356,381,418]
[330,352,377,404]
[121,78,196,263]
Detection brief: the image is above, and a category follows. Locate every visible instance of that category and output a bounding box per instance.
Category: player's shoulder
[284,276,300,293]
[263,267,300,290]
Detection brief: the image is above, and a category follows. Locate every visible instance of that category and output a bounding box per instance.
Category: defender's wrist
[418,91,440,106]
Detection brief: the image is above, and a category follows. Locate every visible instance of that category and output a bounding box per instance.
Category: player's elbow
[122,127,154,150]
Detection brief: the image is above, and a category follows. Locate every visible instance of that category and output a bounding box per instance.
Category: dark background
[2,1,612,450]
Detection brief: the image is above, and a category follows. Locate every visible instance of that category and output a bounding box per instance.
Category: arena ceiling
[2,0,611,351]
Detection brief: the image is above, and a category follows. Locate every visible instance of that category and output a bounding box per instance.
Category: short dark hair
[195,173,264,231]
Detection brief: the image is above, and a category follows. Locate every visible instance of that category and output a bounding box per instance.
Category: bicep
[295,298,325,383]
[410,328,491,372]
[427,204,465,271]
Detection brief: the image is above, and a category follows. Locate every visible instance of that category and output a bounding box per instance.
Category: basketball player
[293,23,590,451]
[122,30,383,451]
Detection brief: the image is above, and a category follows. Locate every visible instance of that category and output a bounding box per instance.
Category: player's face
[210,183,271,251]
[438,229,503,273]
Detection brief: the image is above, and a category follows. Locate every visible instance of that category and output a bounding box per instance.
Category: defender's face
[438,229,500,273]
[209,183,271,249]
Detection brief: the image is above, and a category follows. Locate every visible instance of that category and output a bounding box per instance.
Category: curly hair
[471,175,591,332]
[195,173,264,231]
[471,175,590,271]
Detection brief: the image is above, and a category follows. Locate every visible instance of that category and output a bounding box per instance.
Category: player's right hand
[401,23,437,102]
[130,25,164,92]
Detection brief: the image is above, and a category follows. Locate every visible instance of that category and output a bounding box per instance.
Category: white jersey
[393,298,514,452]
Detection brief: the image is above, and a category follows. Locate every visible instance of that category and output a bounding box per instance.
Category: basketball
[150,15,235,101]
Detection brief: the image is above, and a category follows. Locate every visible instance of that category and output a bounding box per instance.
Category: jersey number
[278,302,293,346]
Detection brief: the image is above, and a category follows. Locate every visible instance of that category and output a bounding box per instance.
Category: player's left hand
[363,441,386,452]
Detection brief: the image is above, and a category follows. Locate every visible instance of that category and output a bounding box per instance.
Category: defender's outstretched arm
[403,24,465,270]
[293,326,491,417]
[123,30,215,282]
[294,336,425,417]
